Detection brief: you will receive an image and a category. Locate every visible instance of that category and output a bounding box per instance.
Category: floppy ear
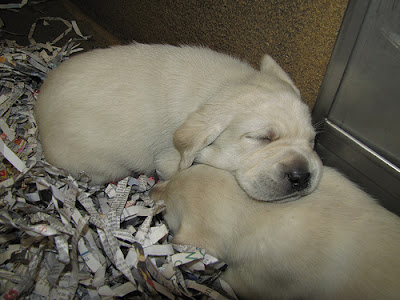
[174,104,233,171]
[260,54,300,96]
[149,180,169,200]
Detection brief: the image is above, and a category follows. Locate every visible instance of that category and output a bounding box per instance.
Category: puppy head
[233,110,323,202]
[174,55,322,202]
[197,90,322,201]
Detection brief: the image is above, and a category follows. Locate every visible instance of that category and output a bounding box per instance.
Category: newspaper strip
[28,17,90,47]
[0,0,28,9]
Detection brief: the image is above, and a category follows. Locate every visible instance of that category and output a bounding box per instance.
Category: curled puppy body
[150,165,400,300]
[34,43,322,201]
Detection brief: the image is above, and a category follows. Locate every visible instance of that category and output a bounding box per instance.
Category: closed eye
[256,136,273,142]
[244,135,275,144]
[243,129,279,144]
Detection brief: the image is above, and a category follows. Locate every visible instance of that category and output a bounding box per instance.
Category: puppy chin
[266,188,317,203]
[234,176,284,202]
[235,173,319,202]
[265,193,302,203]
[247,190,302,203]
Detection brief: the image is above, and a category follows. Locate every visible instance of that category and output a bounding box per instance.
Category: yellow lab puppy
[151,165,400,299]
[34,44,322,202]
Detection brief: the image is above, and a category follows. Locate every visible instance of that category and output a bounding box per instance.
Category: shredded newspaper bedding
[0,15,237,300]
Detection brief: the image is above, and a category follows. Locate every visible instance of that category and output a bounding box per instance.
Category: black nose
[287,170,311,191]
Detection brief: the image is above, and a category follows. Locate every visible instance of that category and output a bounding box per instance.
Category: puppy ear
[149,180,169,200]
[260,54,300,96]
[174,105,232,171]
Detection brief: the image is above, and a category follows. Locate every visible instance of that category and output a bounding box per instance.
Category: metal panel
[313,0,400,215]
[328,0,400,166]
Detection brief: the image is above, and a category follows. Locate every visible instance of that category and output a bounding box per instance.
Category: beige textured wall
[72,0,348,109]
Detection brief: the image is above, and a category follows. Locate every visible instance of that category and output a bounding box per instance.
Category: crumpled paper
[0,13,237,300]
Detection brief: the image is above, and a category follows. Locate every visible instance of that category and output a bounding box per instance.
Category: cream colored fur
[34,43,322,201]
[151,165,400,299]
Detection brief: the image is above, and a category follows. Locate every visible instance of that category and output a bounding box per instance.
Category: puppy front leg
[154,148,182,180]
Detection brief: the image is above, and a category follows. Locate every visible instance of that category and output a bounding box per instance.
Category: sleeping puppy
[150,165,400,300]
[34,43,322,201]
